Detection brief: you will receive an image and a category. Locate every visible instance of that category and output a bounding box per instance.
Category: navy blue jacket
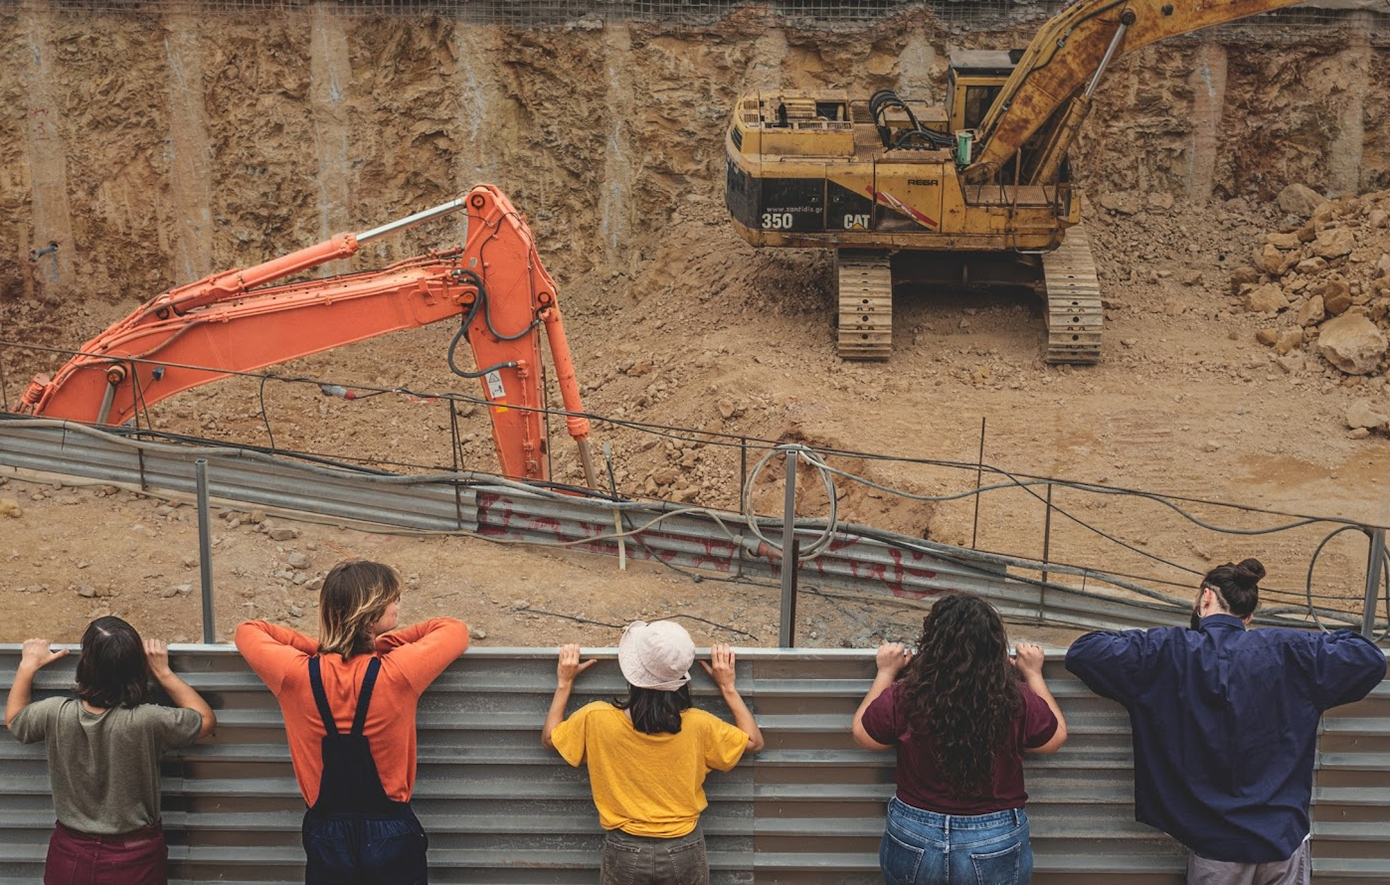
[1065,615,1385,863]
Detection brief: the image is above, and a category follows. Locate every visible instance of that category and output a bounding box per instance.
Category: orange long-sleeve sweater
[235,618,468,806]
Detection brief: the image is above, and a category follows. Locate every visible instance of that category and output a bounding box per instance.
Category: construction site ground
[7,192,1389,652]
[2,10,1388,653]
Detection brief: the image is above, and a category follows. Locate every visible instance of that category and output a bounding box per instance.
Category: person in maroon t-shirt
[852,594,1068,885]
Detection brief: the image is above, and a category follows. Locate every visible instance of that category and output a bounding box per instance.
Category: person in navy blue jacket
[1065,558,1386,885]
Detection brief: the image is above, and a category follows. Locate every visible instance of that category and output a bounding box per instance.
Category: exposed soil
[2,9,1388,652]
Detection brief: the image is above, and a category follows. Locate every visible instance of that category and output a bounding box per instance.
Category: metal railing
[3,416,1383,647]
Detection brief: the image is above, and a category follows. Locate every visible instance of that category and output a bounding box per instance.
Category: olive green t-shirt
[10,697,202,834]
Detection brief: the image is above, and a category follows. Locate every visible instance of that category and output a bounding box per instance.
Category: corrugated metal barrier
[2,646,1385,884]
[0,418,1356,635]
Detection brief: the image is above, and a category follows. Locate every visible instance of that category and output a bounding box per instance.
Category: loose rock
[1296,294,1325,327]
[1099,191,1142,215]
[1243,284,1289,314]
[1274,330,1303,355]
[1318,313,1388,375]
[1315,279,1353,316]
[1313,228,1355,260]
[1277,183,1326,218]
[1346,399,1389,431]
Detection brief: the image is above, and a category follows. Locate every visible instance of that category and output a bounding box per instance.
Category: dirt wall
[0,5,1386,316]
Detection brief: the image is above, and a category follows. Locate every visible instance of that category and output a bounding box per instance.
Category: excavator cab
[947,50,1024,133]
[947,50,1025,168]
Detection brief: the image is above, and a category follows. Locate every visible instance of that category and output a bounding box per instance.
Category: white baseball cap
[618,620,694,691]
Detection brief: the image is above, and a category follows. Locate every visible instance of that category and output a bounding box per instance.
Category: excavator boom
[967,0,1308,181]
[14,185,594,486]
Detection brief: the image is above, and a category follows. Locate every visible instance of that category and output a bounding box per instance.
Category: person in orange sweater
[235,559,467,885]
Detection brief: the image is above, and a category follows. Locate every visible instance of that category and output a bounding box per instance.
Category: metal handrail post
[195,459,216,644]
[779,449,798,648]
[1362,527,1385,638]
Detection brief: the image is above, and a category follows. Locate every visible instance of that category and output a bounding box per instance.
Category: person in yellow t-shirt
[542,620,764,884]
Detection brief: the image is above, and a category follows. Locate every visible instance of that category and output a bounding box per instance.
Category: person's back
[851,594,1068,885]
[541,621,764,885]
[551,701,747,837]
[234,559,468,885]
[1066,558,1386,883]
[6,617,216,885]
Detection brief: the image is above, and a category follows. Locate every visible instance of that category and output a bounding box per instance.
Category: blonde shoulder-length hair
[318,560,401,660]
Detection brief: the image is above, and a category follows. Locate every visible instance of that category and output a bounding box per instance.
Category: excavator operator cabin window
[963,86,1002,130]
[814,102,846,122]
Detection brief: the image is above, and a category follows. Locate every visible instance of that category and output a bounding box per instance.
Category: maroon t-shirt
[862,678,1058,814]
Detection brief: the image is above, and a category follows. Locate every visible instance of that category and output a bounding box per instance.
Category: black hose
[445,268,533,380]
[870,88,955,151]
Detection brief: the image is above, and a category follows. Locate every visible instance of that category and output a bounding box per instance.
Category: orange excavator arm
[14,184,596,487]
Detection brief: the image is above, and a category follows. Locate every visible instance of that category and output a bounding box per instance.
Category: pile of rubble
[1234,185,1390,435]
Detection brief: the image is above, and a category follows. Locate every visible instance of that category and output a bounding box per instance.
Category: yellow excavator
[726,0,1308,363]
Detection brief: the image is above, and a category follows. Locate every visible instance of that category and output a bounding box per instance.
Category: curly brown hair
[899,594,1021,798]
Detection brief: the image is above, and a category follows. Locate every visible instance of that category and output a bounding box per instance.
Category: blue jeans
[879,796,1033,885]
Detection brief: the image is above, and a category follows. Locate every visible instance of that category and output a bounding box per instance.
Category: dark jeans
[302,809,428,885]
[45,820,167,885]
[600,824,708,885]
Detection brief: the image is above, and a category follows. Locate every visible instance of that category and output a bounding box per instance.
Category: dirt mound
[1234,187,1390,430]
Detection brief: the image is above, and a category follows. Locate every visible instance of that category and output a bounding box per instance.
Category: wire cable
[444,268,538,380]
[5,335,1388,628]
[741,443,839,561]
[1304,525,1390,636]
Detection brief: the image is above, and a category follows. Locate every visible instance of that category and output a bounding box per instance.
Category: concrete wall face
[1,646,1386,884]
[0,4,1387,308]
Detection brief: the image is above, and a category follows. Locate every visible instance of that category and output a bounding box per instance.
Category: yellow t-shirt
[550,701,749,837]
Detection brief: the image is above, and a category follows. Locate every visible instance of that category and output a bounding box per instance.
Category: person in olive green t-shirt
[542,620,763,885]
[7,616,215,885]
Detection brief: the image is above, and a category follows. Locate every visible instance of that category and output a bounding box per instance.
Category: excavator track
[1041,224,1103,364]
[836,251,893,360]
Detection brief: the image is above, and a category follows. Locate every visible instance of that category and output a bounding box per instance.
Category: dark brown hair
[1201,558,1265,618]
[900,594,1021,798]
[615,684,692,735]
[75,617,151,709]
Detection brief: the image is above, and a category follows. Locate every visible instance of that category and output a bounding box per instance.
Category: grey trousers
[1186,838,1312,885]
[599,824,708,885]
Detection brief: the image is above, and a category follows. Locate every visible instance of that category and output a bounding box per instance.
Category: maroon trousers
[44,820,167,885]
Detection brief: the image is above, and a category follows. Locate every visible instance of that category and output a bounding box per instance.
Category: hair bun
[1234,558,1266,586]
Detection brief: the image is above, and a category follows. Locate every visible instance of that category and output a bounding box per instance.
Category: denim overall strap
[308,656,382,737]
